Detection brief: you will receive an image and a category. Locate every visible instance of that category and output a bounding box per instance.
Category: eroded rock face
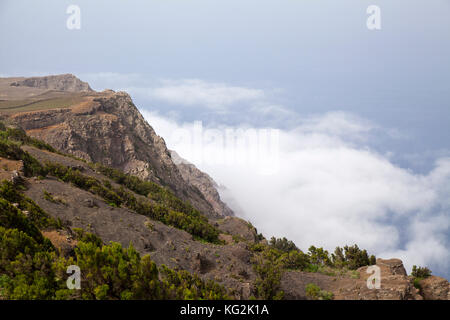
[347,259,421,300]
[281,258,423,300]
[374,258,408,276]
[1,74,233,218]
[10,74,92,92]
[216,216,258,242]
[171,150,234,217]
[419,276,450,300]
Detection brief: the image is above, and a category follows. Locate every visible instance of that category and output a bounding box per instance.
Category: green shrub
[304,264,319,273]
[159,265,229,300]
[0,227,58,299]
[0,125,57,152]
[0,139,46,177]
[282,250,310,270]
[269,237,298,253]
[55,241,162,300]
[308,246,333,266]
[331,245,375,270]
[0,180,59,231]
[411,265,432,279]
[252,248,285,300]
[72,228,103,247]
[52,239,228,300]
[91,162,202,218]
[413,278,422,291]
[43,190,66,205]
[305,283,333,300]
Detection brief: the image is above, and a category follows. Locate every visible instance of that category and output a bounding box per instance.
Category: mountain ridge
[171,150,234,217]
[0,75,228,218]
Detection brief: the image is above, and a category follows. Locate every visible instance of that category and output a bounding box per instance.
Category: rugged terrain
[0,75,225,218]
[0,74,448,300]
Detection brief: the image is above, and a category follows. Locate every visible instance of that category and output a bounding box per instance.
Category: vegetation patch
[0,180,60,230]
[45,162,220,243]
[43,190,66,206]
[305,283,334,300]
[91,162,202,218]
[0,126,57,153]
[411,265,432,291]
[249,237,377,299]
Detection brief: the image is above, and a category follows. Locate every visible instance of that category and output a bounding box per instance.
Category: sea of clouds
[140,106,449,279]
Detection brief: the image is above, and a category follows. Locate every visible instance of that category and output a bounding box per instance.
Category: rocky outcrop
[10,74,92,92]
[281,258,423,300]
[171,150,234,217]
[353,259,422,300]
[0,158,24,184]
[419,276,450,300]
[216,216,259,242]
[374,258,407,276]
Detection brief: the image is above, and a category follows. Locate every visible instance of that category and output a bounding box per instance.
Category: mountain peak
[9,74,93,93]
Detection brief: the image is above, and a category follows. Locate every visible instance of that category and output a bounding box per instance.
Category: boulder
[419,276,450,300]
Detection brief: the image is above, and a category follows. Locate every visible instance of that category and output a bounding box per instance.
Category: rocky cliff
[0,75,226,218]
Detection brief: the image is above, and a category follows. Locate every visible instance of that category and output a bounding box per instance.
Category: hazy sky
[1,0,449,277]
[1,0,449,171]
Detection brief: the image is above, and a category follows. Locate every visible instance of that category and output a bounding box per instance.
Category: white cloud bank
[141,109,450,277]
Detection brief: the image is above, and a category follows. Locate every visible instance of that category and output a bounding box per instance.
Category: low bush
[411,265,432,279]
[331,244,376,270]
[269,237,298,253]
[252,247,285,300]
[305,283,333,300]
